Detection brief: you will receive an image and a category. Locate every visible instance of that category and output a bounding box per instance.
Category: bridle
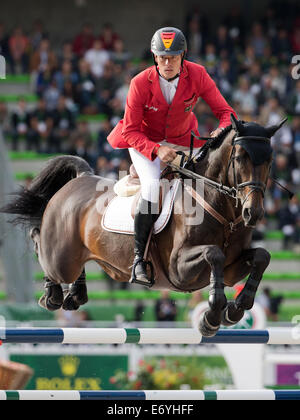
[168,133,272,208]
[225,135,270,207]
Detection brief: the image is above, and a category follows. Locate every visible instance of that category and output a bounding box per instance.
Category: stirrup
[129,257,155,288]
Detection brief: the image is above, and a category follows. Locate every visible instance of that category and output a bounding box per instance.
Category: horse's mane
[195,124,233,162]
[208,124,233,150]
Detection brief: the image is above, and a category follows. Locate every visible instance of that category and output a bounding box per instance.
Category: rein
[168,131,294,206]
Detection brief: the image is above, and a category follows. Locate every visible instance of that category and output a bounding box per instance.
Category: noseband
[226,136,271,207]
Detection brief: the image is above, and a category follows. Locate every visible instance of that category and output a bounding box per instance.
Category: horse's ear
[265,117,288,138]
[230,113,243,134]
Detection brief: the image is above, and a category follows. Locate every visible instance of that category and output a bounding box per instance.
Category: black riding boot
[130,198,158,287]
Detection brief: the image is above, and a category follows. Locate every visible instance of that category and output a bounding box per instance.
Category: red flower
[146,365,154,373]
[134,380,142,390]
[109,377,117,384]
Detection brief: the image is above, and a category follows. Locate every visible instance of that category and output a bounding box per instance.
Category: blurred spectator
[214,25,233,57]
[261,6,278,38]
[259,96,287,148]
[51,96,76,152]
[155,291,177,323]
[110,39,131,68]
[53,59,78,93]
[27,97,55,152]
[291,24,300,54]
[185,18,204,60]
[239,45,256,74]
[10,97,30,150]
[75,58,97,114]
[8,26,29,74]
[30,38,57,73]
[36,63,53,97]
[69,120,93,151]
[288,80,300,115]
[29,19,48,51]
[58,41,78,68]
[292,114,300,167]
[202,43,218,76]
[99,23,120,51]
[43,79,60,111]
[84,39,110,79]
[96,61,120,116]
[232,76,257,116]
[272,153,293,189]
[214,59,234,101]
[72,22,94,57]
[278,195,300,250]
[222,6,245,45]
[248,22,268,57]
[94,155,117,179]
[69,135,94,167]
[271,28,292,63]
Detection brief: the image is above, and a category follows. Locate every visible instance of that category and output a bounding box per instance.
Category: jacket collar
[147,63,189,83]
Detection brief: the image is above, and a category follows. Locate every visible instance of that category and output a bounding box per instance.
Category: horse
[1,114,287,337]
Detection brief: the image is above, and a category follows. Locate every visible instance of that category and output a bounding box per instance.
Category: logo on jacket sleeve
[160,32,176,49]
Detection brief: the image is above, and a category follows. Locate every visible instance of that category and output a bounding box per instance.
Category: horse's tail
[0,155,93,229]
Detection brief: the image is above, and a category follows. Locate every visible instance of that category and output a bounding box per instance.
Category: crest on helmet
[160,32,176,49]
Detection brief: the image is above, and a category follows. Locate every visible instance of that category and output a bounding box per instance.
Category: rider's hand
[210,127,224,138]
[156,146,178,163]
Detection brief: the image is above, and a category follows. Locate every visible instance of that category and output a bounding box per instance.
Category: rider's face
[155,54,182,79]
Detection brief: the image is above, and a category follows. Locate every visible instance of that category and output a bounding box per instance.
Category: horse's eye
[235,156,243,163]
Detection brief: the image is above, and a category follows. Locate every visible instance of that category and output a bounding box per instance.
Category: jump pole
[0,390,300,400]
[0,328,300,345]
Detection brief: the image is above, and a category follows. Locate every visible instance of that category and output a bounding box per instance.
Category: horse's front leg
[198,245,227,337]
[170,243,227,337]
[222,247,271,326]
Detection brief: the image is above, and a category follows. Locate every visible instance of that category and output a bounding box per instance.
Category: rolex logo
[58,356,80,377]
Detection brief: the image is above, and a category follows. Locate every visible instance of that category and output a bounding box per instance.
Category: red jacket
[107,60,236,161]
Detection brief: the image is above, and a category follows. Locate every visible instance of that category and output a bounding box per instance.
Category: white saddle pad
[101,179,180,235]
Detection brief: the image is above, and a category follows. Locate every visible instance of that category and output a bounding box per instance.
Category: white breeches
[129,141,201,203]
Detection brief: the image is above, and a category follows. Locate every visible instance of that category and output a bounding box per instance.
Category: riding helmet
[151,27,187,57]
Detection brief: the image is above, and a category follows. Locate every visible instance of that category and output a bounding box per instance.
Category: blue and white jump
[0,327,300,344]
[1,390,300,400]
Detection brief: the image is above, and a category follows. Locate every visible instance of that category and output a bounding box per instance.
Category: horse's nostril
[243,207,251,220]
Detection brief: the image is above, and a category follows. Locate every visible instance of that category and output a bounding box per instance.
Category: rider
[107,27,236,285]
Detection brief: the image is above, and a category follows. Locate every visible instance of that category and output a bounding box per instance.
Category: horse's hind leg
[30,228,65,311]
[222,247,271,326]
[62,268,88,311]
[198,245,227,337]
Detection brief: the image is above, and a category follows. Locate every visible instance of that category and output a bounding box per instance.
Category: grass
[33,271,300,283]
[0,74,30,83]
[0,289,300,302]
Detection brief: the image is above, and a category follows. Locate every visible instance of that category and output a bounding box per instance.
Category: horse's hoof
[38,294,63,311]
[198,311,220,338]
[62,287,88,311]
[221,302,244,327]
[62,293,80,311]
